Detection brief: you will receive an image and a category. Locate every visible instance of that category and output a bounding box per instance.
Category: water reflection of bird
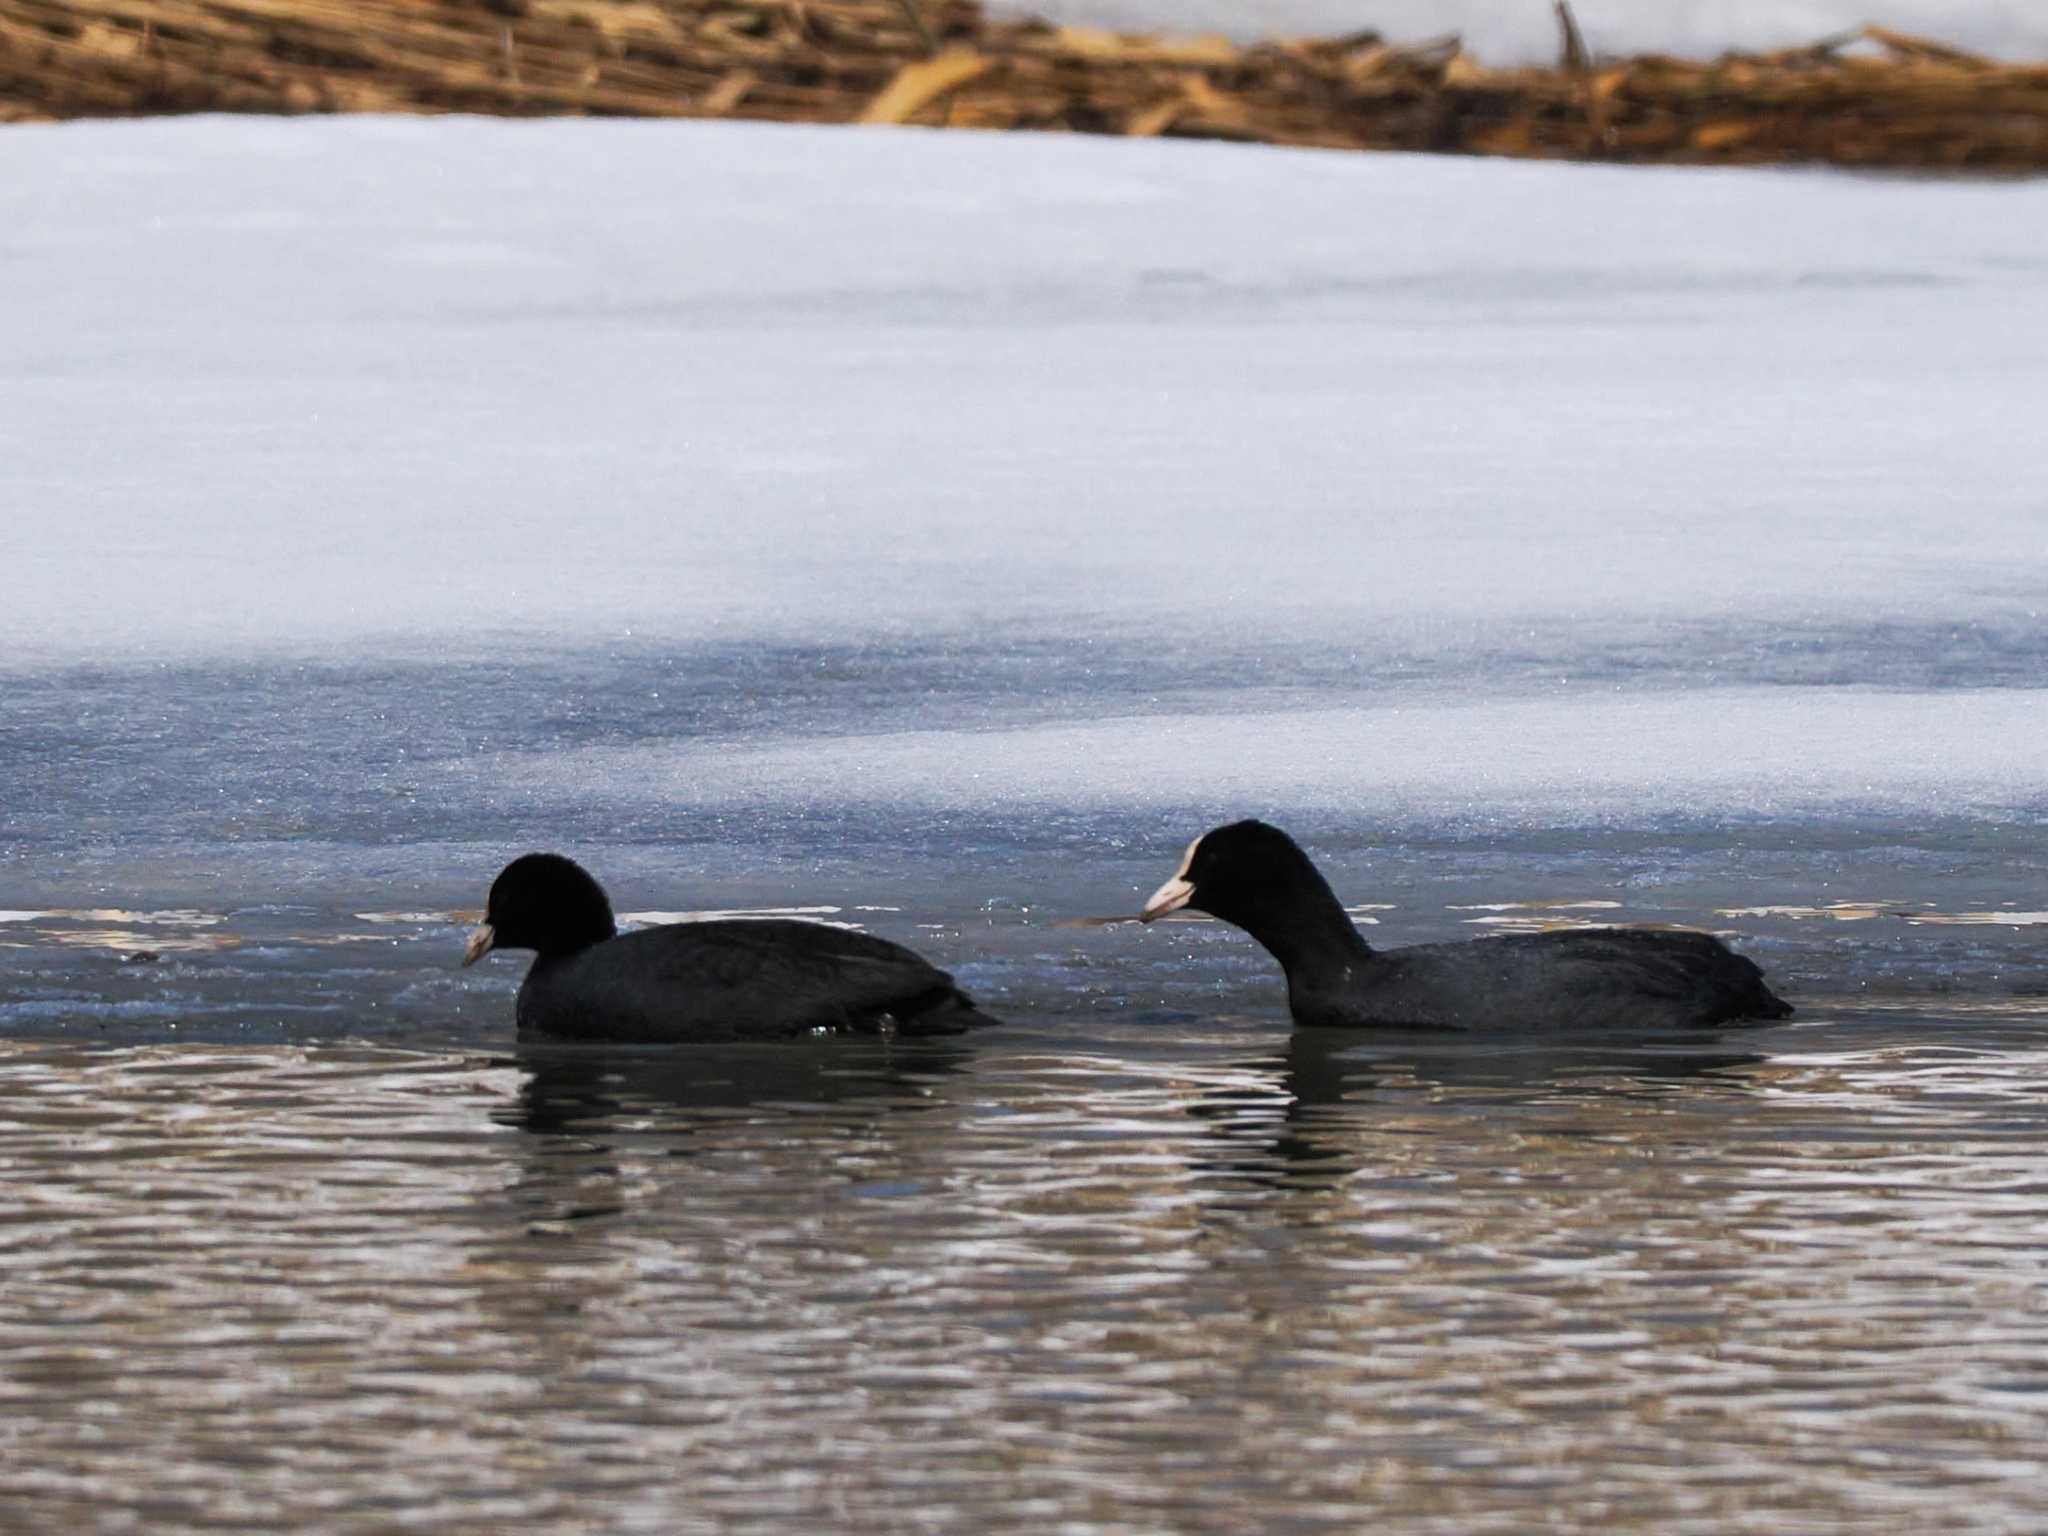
[462,853,999,1041]
[1140,822,1792,1031]
[500,1039,972,1138]
[484,1040,968,1235]
[1185,1029,1771,1189]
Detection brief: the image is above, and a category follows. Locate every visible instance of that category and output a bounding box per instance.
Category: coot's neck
[534,915,616,960]
[1226,868,1375,989]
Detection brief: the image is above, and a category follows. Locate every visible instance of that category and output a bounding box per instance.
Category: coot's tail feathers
[1741,968,1795,1022]
[1581,928,1791,1027]
[891,987,1003,1036]
[1725,949,1793,1023]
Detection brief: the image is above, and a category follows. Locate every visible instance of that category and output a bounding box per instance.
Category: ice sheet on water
[479,686,2048,829]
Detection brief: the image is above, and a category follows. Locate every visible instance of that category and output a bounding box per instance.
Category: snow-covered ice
[2,115,2047,1030]
[6,117,2045,665]
[992,1,2048,64]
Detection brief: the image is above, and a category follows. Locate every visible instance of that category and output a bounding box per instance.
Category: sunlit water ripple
[2,1007,2046,1533]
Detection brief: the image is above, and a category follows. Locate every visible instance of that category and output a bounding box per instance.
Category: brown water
[5,1013,2046,1534]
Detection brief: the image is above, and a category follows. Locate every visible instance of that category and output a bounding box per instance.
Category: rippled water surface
[5,636,2048,1533]
[4,1015,2047,1534]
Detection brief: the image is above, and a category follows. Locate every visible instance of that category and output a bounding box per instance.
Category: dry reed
[2,0,2044,169]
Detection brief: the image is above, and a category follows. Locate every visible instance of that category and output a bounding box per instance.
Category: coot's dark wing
[1513,929,1790,1020]
[654,919,973,1022]
[521,919,994,1042]
[1367,927,1790,1031]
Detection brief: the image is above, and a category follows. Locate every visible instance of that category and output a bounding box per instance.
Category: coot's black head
[462,853,618,966]
[1140,820,1360,955]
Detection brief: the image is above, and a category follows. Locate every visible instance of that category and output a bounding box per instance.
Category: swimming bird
[1139,821,1791,1031]
[461,853,996,1041]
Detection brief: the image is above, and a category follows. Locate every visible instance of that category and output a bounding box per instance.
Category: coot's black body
[464,854,995,1042]
[1140,821,1791,1032]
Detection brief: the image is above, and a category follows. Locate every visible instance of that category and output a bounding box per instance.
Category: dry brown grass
[2,0,2045,170]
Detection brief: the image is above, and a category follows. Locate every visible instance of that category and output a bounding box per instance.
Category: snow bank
[3,116,2045,669]
[990,2,2048,64]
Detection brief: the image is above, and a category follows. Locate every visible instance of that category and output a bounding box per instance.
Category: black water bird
[462,853,996,1041]
[1138,821,1791,1031]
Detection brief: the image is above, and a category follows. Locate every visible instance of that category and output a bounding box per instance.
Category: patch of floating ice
[1448,901,1623,912]
[1059,911,1223,928]
[620,906,844,924]
[353,911,472,925]
[618,908,866,932]
[4,909,228,927]
[93,909,223,926]
[1717,903,1897,922]
[1459,915,1626,933]
[46,929,238,953]
[1904,911,2048,927]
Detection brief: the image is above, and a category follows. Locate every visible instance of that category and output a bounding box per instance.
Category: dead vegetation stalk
[2,0,2045,170]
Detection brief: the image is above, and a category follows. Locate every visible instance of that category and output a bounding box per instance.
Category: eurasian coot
[1139,821,1791,1031]
[462,853,996,1041]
